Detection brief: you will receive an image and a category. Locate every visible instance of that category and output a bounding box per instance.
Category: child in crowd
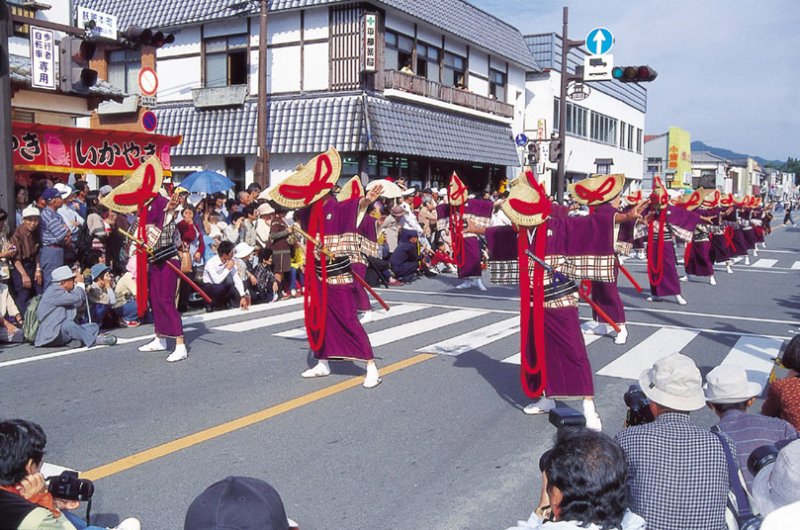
[288,237,305,297]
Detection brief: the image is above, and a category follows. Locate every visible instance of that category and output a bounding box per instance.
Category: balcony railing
[374,70,514,119]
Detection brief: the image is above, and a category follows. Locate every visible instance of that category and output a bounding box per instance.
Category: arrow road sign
[586,27,614,55]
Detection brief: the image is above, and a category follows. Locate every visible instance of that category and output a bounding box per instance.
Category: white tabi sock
[582,399,597,416]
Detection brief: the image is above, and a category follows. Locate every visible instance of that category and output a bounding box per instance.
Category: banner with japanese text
[12,122,181,176]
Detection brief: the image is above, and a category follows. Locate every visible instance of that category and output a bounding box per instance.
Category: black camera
[747,439,792,478]
[548,406,586,429]
[624,384,654,426]
[47,471,94,501]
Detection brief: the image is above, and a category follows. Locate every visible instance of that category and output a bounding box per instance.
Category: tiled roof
[9,54,125,100]
[152,94,518,166]
[692,151,729,164]
[366,97,518,166]
[75,0,537,69]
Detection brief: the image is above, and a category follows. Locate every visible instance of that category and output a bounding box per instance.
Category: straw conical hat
[449,172,468,207]
[337,175,364,202]
[101,156,164,214]
[701,189,720,208]
[501,169,551,227]
[678,188,705,211]
[624,189,643,205]
[269,148,341,209]
[569,173,625,206]
[720,193,734,207]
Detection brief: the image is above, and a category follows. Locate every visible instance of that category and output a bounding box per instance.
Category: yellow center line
[82,353,435,481]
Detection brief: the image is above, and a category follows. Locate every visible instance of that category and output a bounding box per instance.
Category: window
[636,128,643,154]
[416,41,440,82]
[627,124,635,151]
[552,98,587,137]
[204,34,248,87]
[225,157,246,193]
[443,52,466,87]
[385,30,413,73]
[647,157,662,174]
[107,49,141,94]
[590,111,617,145]
[489,68,505,101]
[619,121,627,149]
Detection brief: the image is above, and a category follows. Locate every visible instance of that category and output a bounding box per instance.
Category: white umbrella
[366,179,403,199]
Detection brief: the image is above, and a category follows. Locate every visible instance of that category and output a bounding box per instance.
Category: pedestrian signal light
[549,138,562,163]
[611,65,658,83]
[59,37,98,95]
[527,142,539,166]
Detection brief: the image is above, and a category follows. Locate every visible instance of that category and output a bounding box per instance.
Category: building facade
[76,0,539,193]
[523,33,647,193]
[643,126,692,192]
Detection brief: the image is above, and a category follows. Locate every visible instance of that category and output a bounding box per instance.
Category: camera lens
[748,444,779,477]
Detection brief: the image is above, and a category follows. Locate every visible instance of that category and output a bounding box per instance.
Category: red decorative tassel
[519,224,548,398]
[303,201,327,351]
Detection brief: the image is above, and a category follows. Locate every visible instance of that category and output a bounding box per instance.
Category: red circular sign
[141,110,158,132]
[138,66,158,96]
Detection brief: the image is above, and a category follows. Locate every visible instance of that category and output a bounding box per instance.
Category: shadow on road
[452,348,529,411]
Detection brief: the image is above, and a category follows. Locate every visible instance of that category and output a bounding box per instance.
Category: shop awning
[12,122,181,176]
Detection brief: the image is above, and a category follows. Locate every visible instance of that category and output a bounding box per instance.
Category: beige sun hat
[101,156,164,214]
[269,148,341,209]
[22,205,40,218]
[703,365,762,404]
[336,175,364,202]
[500,169,551,227]
[639,353,706,411]
[569,173,625,206]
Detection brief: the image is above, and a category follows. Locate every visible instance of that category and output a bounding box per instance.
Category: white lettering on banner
[362,13,377,72]
[30,27,56,90]
[77,7,118,39]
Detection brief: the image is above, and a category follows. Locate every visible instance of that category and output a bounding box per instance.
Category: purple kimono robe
[685,207,715,277]
[298,197,373,362]
[458,199,492,279]
[353,213,379,311]
[146,196,183,337]
[486,212,616,398]
[648,205,702,297]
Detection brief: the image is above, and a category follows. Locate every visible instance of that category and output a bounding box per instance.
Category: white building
[76,0,538,193]
[523,33,647,193]
[691,151,730,192]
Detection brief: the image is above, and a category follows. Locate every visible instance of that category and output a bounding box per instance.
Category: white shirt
[203,255,246,297]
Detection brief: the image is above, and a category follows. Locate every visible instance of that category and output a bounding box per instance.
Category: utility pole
[555,7,584,204]
[255,0,270,188]
[1,1,15,229]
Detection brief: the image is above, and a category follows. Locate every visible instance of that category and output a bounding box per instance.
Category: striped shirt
[39,206,69,247]
[615,412,731,530]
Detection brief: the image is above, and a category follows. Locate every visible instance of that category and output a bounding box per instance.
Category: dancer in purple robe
[270,149,384,389]
[680,189,718,286]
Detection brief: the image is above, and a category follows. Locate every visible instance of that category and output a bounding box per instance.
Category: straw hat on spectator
[269,148,341,209]
[336,175,364,202]
[569,174,625,206]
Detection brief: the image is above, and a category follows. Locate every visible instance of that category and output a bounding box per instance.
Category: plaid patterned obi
[615,240,633,256]
[633,222,649,241]
[463,212,490,239]
[709,224,724,236]
[356,236,381,263]
[317,232,359,285]
[693,223,711,242]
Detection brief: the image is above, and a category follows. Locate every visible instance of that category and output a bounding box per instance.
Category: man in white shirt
[202,240,250,311]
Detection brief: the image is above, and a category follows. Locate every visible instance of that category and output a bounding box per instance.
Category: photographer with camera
[0,419,139,530]
[749,439,800,520]
[614,353,731,530]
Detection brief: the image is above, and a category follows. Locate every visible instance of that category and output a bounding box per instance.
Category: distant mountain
[691,141,783,167]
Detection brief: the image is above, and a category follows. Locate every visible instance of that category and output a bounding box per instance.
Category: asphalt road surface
[2,224,798,529]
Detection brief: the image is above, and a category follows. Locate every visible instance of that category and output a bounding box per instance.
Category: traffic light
[527,141,539,166]
[59,36,98,94]
[549,137,562,163]
[611,65,658,83]
[120,26,175,48]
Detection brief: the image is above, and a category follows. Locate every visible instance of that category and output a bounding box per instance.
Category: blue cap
[90,263,110,281]
[184,476,290,530]
[41,187,60,201]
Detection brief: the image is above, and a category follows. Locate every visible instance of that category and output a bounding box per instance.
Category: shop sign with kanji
[30,27,56,90]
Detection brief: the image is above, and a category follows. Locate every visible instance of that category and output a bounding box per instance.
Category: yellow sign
[667,127,691,187]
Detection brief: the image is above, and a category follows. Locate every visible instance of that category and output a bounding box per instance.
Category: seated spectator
[86,263,117,328]
[752,439,800,517]
[113,266,141,327]
[763,335,800,430]
[34,266,116,347]
[202,241,250,311]
[506,429,645,530]
[390,228,421,283]
[184,476,297,530]
[614,353,731,530]
[0,280,24,343]
[0,418,139,530]
[430,239,457,274]
[705,364,798,489]
[9,206,41,315]
[249,248,279,304]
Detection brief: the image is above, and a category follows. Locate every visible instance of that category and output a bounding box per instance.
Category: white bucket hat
[256,203,275,216]
[703,365,762,404]
[234,242,255,259]
[639,353,706,411]
[752,440,800,516]
[51,265,74,283]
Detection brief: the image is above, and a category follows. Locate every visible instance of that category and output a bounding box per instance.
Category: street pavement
[1,225,799,529]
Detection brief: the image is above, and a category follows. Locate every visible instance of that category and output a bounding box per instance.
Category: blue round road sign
[586,27,614,55]
[142,110,157,132]
[515,133,529,147]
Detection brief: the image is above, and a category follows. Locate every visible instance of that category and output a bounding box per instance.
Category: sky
[469,0,800,162]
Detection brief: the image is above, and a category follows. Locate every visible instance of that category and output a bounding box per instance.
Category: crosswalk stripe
[368,309,484,347]
[501,334,603,365]
[751,259,778,268]
[213,310,306,333]
[720,336,784,392]
[792,261,800,270]
[416,317,519,356]
[273,304,428,339]
[596,328,699,380]
[732,257,744,264]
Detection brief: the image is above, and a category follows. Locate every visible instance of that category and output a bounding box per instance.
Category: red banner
[11,122,181,176]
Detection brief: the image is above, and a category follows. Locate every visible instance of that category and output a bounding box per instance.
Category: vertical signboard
[667,126,692,188]
[30,27,56,90]
[362,13,377,72]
